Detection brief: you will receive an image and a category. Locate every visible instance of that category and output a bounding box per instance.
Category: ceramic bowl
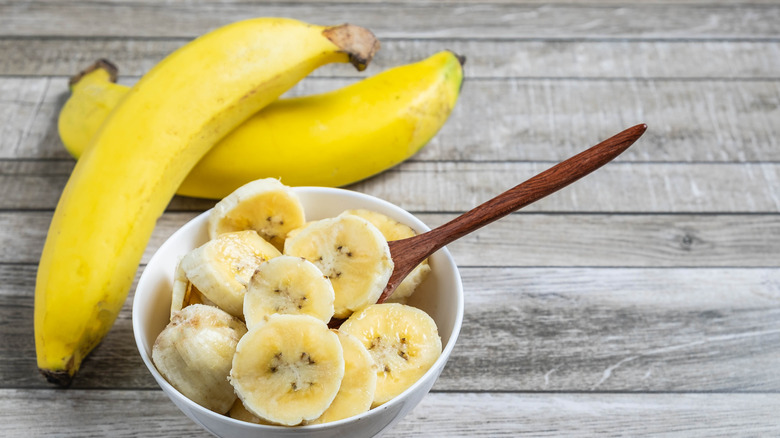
[133,186,464,437]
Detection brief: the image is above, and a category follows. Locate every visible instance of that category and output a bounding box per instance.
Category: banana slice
[340,303,442,407]
[230,314,345,426]
[227,399,275,425]
[306,330,377,425]
[243,255,335,329]
[179,230,281,318]
[152,304,247,414]
[344,209,431,303]
[284,221,313,241]
[170,259,216,318]
[283,213,393,318]
[208,178,305,251]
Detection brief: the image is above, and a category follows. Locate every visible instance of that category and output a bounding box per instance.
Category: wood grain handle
[379,123,647,302]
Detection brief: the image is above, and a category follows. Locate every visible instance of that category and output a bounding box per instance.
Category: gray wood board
[3,77,779,162]
[1,391,780,437]
[3,39,780,79]
[2,212,780,266]
[3,266,779,391]
[2,3,780,39]
[2,160,780,213]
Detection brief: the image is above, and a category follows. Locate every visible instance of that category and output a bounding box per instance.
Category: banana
[284,213,394,319]
[340,303,442,407]
[243,255,335,329]
[344,209,431,303]
[170,259,216,318]
[58,51,464,198]
[208,178,305,251]
[179,230,281,319]
[230,314,345,426]
[152,304,248,414]
[227,399,273,425]
[35,17,378,385]
[306,330,377,425]
[57,59,125,159]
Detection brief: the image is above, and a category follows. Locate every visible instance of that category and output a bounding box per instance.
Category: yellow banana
[35,17,379,386]
[59,51,464,199]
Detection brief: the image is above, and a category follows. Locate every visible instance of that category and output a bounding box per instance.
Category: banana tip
[69,59,119,87]
[450,51,466,67]
[323,24,380,72]
[39,368,74,388]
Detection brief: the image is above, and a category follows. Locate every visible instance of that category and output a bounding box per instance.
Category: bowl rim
[132,186,465,430]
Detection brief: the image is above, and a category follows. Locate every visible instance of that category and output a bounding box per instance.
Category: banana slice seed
[341,303,442,407]
[230,314,345,426]
[179,230,281,318]
[208,178,305,251]
[243,255,335,329]
[284,213,393,318]
[343,209,431,302]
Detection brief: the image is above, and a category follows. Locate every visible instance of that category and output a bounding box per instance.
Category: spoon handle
[379,123,647,302]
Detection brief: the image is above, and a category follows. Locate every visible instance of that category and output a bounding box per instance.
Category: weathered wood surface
[4,39,780,79]
[4,160,780,212]
[3,76,779,162]
[3,3,780,39]
[1,390,779,437]
[3,266,779,391]
[2,0,779,436]
[3,212,780,266]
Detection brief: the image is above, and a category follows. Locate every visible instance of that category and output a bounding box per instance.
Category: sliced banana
[152,304,247,414]
[284,221,313,241]
[179,230,281,318]
[306,330,377,425]
[340,303,442,407]
[230,314,345,426]
[284,213,393,318]
[170,259,216,318]
[344,209,431,303]
[208,178,305,251]
[227,399,276,425]
[243,255,335,329]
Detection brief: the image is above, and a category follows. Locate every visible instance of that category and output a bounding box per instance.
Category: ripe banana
[35,17,379,386]
[243,255,336,328]
[306,330,377,424]
[170,259,216,318]
[58,51,464,198]
[179,230,281,319]
[228,399,273,425]
[152,304,248,414]
[208,178,306,251]
[284,213,394,319]
[344,209,431,303]
[340,303,442,407]
[230,314,345,426]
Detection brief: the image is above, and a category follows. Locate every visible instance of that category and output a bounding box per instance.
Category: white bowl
[133,186,464,437]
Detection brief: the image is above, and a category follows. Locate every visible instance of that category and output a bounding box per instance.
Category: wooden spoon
[377,123,647,303]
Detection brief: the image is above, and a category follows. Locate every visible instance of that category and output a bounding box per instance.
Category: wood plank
[4,76,779,162]
[447,267,780,392]
[1,391,779,437]
[2,212,779,267]
[352,162,780,214]
[4,38,780,80]
[16,0,779,5]
[0,389,203,437]
[394,393,780,436]
[4,159,780,214]
[2,3,780,39]
[3,266,779,390]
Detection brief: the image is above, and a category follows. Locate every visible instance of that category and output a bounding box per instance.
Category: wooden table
[2,1,779,436]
